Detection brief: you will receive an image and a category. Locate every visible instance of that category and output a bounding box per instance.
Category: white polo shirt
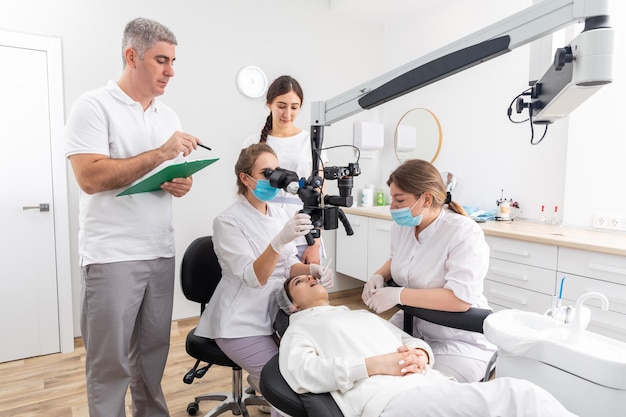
[65,80,184,266]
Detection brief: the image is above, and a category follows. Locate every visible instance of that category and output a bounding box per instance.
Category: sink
[484,309,626,389]
[484,309,626,417]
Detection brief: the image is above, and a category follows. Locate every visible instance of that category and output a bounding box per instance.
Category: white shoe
[258,404,272,414]
[246,374,260,393]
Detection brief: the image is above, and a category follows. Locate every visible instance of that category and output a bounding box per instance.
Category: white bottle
[361,184,374,207]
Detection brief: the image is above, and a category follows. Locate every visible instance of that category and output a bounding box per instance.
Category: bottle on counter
[550,205,562,226]
[375,188,386,206]
[538,205,546,223]
[361,184,374,207]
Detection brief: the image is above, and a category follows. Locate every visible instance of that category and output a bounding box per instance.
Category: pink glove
[361,274,385,304]
[366,286,404,313]
[310,263,335,288]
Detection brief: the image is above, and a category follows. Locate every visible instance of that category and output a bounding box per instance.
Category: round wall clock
[236,65,268,98]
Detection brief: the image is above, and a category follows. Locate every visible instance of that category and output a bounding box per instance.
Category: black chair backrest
[180,236,222,305]
[273,309,290,339]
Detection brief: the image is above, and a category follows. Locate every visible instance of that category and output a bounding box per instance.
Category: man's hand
[161,176,192,197]
[159,131,202,158]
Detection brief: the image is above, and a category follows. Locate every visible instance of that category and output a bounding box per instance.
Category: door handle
[22,203,50,212]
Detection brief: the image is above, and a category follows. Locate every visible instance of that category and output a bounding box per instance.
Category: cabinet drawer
[486,236,557,270]
[558,247,626,285]
[484,280,552,314]
[487,258,556,295]
[559,273,626,315]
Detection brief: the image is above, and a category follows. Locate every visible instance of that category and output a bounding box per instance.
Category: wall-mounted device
[310,0,614,127]
[519,18,614,124]
[301,0,614,241]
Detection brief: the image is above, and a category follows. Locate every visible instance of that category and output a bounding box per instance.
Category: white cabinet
[558,248,626,342]
[484,236,557,313]
[485,235,626,342]
[336,213,368,280]
[336,214,391,282]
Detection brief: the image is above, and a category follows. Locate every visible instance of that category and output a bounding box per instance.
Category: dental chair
[259,303,493,416]
[181,236,268,416]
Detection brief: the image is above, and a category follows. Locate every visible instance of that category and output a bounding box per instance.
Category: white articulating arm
[311,0,613,127]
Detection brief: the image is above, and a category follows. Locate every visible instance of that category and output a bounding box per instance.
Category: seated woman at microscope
[194,143,334,413]
[277,274,576,417]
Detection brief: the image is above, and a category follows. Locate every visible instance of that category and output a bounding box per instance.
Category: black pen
[198,143,212,151]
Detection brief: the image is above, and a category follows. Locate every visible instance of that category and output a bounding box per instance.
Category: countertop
[342,206,626,257]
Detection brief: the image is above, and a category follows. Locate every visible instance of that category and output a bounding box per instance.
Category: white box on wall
[396,124,417,152]
[353,121,384,150]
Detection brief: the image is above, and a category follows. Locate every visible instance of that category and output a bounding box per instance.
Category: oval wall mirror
[394,108,442,163]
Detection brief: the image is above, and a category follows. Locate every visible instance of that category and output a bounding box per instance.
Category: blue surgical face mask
[248,175,280,202]
[390,196,423,227]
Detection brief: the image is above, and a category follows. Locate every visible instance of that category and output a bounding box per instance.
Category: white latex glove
[366,286,404,313]
[270,213,313,254]
[361,274,385,304]
[310,263,335,288]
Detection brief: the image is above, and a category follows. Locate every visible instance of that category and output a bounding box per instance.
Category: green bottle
[375,189,386,206]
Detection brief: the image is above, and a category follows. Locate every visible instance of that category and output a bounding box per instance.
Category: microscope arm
[311,0,613,127]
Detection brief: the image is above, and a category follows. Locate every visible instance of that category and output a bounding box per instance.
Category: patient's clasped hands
[366,344,429,377]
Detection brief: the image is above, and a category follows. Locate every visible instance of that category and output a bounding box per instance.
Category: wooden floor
[0,288,395,417]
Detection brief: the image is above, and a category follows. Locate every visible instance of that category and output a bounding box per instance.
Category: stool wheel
[186,402,199,415]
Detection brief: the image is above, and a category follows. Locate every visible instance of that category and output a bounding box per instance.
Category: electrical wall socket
[593,213,608,229]
[593,212,626,231]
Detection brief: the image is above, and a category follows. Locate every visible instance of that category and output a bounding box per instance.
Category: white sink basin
[484,309,626,389]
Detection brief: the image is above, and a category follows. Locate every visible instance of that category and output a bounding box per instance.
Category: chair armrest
[398,305,492,334]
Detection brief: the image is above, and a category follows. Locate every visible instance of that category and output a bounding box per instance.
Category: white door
[0,32,72,362]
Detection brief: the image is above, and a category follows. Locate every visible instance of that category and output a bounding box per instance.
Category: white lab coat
[194,196,301,339]
[389,208,496,362]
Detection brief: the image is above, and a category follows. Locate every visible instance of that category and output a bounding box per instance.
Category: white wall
[3,0,624,336]
[1,0,383,335]
[378,0,626,229]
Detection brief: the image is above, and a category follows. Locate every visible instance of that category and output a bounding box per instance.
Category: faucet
[568,292,609,343]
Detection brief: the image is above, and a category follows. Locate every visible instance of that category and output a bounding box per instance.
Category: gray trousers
[81,258,175,417]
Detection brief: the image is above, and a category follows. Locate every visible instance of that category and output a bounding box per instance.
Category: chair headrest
[180,236,222,304]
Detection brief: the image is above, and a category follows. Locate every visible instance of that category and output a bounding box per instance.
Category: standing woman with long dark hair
[243,75,328,264]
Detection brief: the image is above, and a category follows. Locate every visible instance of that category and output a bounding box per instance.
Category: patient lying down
[277,275,577,417]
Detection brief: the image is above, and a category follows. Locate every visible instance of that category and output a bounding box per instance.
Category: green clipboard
[116,158,219,196]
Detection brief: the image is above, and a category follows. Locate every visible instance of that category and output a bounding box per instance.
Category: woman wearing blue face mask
[361,159,495,383]
[195,144,335,411]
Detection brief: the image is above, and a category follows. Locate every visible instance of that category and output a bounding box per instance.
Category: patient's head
[283,274,330,312]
